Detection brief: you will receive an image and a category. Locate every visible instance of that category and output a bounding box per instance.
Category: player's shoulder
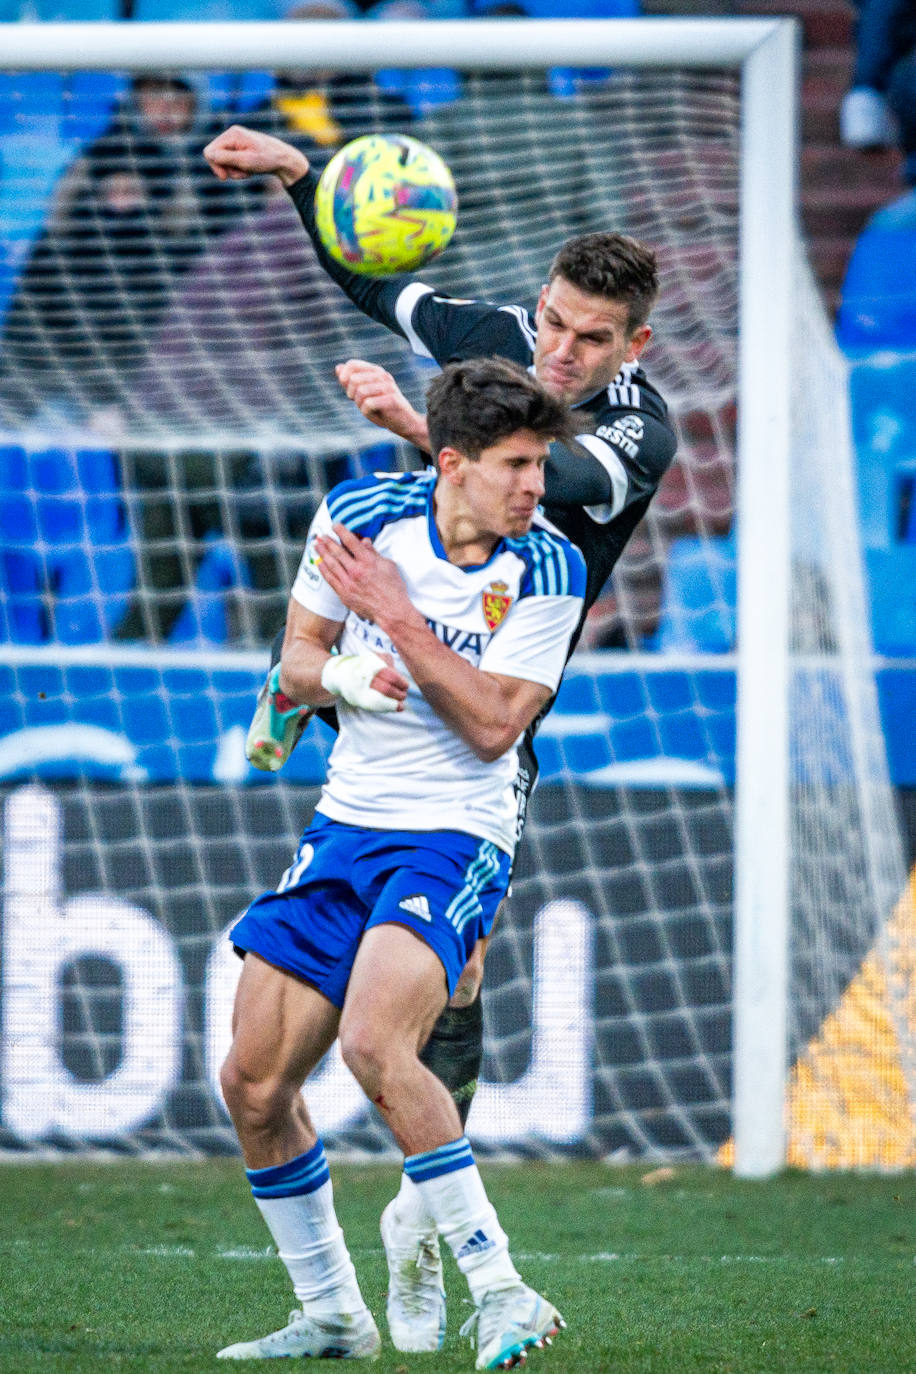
[325,468,435,536]
[595,360,671,423]
[506,525,587,600]
[408,285,537,362]
[584,361,677,476]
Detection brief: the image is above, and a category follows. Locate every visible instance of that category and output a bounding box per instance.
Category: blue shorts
[230,814,511,1007]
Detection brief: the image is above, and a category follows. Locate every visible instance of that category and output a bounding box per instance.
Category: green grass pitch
[0,1159,913,1373]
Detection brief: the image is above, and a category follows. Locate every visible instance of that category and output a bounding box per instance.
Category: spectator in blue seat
[243,0,414,170]
[0,72,262,428]
[840,0,916,184]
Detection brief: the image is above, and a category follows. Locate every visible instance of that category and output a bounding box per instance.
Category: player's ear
[624,323,652,363]
[437,446,465,484]
[534,283,549,321]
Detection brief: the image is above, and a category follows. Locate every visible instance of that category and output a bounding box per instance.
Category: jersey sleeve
[479,592,584,692]
[290,497,348,622]
[546,373,677,523]
[286,170,413,332]
[480,537,586,691]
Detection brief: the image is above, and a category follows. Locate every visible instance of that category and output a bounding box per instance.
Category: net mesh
[0,49,909,1162]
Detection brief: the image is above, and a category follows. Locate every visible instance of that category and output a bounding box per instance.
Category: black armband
[544,438,613,507]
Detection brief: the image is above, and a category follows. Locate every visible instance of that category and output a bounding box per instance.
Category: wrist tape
[320,652,400,712]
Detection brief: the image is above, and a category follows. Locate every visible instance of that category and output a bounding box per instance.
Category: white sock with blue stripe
[247,1141,367,1318]
[404,1136,520,1303]
[393,1168,437,1233]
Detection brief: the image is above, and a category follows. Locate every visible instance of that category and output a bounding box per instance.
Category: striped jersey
[291,468,586,854]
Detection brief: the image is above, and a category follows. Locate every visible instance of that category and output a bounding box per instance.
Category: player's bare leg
[376,933,488,1350]
[217,954,380,1360]
[345,926,563,1368]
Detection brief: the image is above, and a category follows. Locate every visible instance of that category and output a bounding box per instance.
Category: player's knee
[220,1054,291,1136]
[340,1016,411,1103]
[338,1019,387,1097]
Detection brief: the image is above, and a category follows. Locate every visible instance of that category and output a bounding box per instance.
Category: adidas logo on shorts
[399,894,432,922]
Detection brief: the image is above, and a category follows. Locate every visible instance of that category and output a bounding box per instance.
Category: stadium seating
[0,0,116,15]
[0,72,83,324]
[130,0,284,16]
[836,191,916,350]
[650,533,737,653]
[167,532,253,645]
[848,356,916,653]
[62,71,129,143]
[0,444,136,644]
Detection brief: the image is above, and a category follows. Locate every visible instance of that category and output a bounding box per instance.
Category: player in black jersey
[205,123,677,1355]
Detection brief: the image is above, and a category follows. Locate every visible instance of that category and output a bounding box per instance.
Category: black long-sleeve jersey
[288,170,677,632]
[287,170,677,799]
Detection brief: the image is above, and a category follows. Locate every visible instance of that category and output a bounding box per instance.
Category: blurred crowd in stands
[0,0,634,436]
[2,0,913,655]
[0,0,654,649]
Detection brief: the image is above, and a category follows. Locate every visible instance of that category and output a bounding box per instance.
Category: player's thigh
[340,924,449,1059]
[229,951,340,1088]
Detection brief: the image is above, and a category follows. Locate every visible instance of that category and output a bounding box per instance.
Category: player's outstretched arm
[204,125,310,188]
[315,524,553,760]
[336,360,431,452]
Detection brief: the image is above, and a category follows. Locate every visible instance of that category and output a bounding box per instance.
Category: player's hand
[315,523,415,630]
[336,359,431,452]
[321,650,408,712]
[203,125,310,188]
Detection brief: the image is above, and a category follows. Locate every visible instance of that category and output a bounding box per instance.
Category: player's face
[446,429,549,541]
[533,276,651,406]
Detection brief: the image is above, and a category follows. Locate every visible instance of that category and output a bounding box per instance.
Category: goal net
[0,18,911,1167]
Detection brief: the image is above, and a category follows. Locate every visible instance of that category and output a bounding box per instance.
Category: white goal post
[1,17,906,1175]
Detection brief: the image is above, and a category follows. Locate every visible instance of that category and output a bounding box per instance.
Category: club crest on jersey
[482,581,512,631]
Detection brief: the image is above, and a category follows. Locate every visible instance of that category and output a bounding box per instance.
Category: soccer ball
[314,133,457,276]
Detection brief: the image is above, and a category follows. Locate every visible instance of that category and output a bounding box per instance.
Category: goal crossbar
[0,18,785,72]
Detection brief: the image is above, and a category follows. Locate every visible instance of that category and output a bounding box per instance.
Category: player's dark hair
[426,356,571,462]
[548,232,659,332]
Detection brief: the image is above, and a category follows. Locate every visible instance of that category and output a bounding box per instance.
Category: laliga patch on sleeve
[300,537,323,587]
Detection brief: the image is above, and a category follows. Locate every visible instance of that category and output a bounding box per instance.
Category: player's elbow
[469,722,522,763]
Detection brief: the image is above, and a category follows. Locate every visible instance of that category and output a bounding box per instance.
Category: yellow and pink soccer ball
[314,133,458,276]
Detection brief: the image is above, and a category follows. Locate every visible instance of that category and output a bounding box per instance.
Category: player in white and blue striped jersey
[217,359,580,1368]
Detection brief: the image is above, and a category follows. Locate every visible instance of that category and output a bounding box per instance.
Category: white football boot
[216,1307,380,1360]
[380,1200,447,1352]
[460,1283,565,1370]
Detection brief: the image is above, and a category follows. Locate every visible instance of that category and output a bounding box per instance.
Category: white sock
[391,1169,437,1237]
[246,1143,367,1319]
[404,1137,520,1303]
